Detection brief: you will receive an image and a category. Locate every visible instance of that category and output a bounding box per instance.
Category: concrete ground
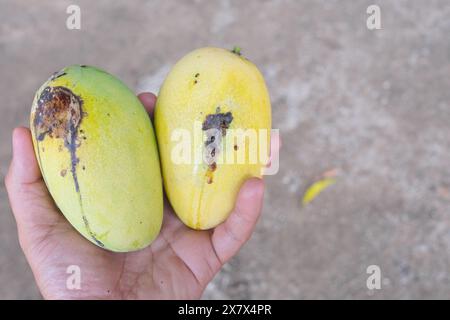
[1,0,450,299]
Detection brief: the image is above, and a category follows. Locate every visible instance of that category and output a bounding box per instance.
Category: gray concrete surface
[1,0,450,299]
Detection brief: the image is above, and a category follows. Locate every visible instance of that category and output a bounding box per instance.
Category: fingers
[6,127,42,185]
[5,127,63,249]
[137,92,157,118]
[212,178,265,264]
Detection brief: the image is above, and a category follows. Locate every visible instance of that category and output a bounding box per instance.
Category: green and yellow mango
[30,65,163,252]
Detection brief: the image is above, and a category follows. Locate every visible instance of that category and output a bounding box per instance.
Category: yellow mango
[155,47,271,229]
[30,65,163,252]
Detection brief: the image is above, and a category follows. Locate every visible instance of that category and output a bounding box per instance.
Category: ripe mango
[30,65,163,252]
[155,47,271,230]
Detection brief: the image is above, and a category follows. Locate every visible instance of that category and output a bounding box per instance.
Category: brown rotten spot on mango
[32,86,103,248]
[202,108,233,183]
[33,86,84,192]
[33,86,83,142]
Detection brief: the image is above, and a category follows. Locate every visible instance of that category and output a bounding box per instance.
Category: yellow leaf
[302,178,336,206]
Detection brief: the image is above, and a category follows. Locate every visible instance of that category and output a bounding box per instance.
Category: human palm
[5,93,267,299]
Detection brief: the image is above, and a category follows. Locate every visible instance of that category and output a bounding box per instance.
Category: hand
[4,92,276,300]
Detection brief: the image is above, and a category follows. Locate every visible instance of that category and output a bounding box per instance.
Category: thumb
[5,127,62,248]
[7,127,42,185]
[212,178,265,264]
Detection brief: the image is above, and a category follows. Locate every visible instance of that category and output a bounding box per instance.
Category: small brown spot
[234,144,239,151]
[205,165,215,184]
[60,169,67,177]
[82,165,86,170]
[194,80,198,84]
[195,73,200,78]
[107,113,111,117]
[202,109,234,184]
[202,111,233,136]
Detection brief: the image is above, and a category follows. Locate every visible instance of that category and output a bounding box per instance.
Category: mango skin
[30,65,163,252]
[155,47,271,230]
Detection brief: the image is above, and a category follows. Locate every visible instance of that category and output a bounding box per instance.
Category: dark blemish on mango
[107,113,111,117]
[33,86,82,142]
[234,144,239,151]
[60,169,67,177]
[80,65,87,68]
[33,86,83,193]
[33,86,100,246]
[33,88,84,193]
[82,165,85,170]
[202,110,233,136]
[195,73,200,78]
[82,216,105,247]
[202,109,233,181]
[194,80,198,84]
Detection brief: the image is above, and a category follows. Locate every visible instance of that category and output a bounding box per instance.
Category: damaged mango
[30,65,163,252]
[155,47,271,229]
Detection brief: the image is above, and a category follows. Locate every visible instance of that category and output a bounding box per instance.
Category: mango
[155,47,271,230]
[30,65,163,252]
